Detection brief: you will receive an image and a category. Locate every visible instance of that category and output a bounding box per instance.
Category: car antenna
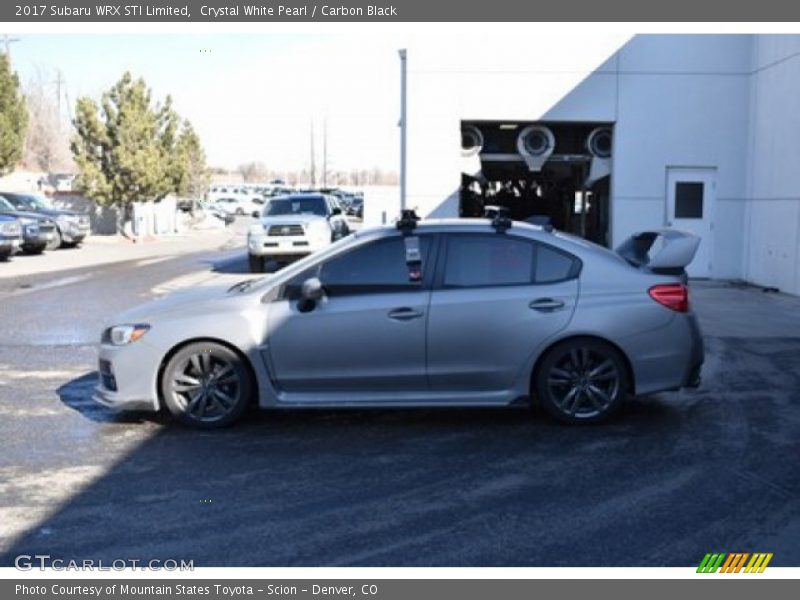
[396,209,419,235]
[491,207,512,234]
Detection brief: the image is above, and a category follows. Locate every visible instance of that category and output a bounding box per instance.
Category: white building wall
[744,35,800,295]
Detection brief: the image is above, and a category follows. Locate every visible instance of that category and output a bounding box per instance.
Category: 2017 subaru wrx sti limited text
[94,214,704,428]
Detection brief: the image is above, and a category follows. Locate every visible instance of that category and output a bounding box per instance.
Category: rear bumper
[681,313,705,388]
[620,312,704,395]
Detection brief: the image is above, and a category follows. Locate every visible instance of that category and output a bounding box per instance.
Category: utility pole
[54,69,65,122]
[322,118,328,188]
[309,119,316,188]
[3,34,20,60]
[398,49,407,212]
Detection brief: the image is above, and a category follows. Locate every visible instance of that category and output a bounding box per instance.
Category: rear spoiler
[615,229,701,275]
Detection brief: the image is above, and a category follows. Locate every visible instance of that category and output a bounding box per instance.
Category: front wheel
[160,342,253,428]
[535,338,628,424]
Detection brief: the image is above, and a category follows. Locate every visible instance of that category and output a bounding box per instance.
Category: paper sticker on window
[404,236,422,282]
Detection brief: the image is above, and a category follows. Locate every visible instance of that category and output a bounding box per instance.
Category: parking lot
[0,226,799,567]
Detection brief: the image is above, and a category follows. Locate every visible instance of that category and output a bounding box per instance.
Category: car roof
[355,218,624,263]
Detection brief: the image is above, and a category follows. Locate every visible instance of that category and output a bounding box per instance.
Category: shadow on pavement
[56,371,167,425]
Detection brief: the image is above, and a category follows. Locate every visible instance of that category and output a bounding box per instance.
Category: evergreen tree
[71,72,209,226]
[0,53,28,175]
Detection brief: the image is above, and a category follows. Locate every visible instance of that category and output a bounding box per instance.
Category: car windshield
[6,194,50,211]
[266,197,327,217]
[0,197,16,211]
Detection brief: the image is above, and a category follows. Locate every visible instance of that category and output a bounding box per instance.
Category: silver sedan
[94,218,704,428]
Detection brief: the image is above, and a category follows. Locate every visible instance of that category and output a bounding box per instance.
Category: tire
[535,338,628,424]
[160,341,253,428]
[248,253,264,273]
[46,228,62,251]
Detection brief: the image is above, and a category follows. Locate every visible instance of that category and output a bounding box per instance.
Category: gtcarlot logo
[14,554,194,571]
[697,552,773,573]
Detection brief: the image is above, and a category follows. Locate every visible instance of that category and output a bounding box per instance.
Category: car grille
[39,221,55,233]
[267,224,304,236]
[98,359,117,392]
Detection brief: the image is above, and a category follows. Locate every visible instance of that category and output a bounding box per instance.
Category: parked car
[94,216,704,428]
[0,215,23,260]
[348,197,364,218]
[0,192,90,250]
[212,196,264,217]
[246,193,350,273]
[0,196,58,254]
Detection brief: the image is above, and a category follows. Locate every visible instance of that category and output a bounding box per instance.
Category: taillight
[648,283,689,312]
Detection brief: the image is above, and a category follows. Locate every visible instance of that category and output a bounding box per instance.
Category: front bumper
[21,226,55,251]
[60,225,88,244]
[0,236,21,256]
[248,233,328,257]
[93,342,161,412]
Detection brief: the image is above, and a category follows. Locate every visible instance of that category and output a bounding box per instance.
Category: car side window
[443,234,535,288]
[442,234,579,288]
[283,236,432,299]
[535,243,579,283]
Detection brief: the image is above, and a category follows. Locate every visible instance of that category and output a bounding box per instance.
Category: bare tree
[23,67,73,173]
[237,161,269,183]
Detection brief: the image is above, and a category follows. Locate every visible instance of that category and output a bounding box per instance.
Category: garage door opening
[459,121,613,246]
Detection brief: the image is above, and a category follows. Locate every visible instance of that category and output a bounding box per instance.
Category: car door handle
[529,298,565,312]
[388,307,424,321]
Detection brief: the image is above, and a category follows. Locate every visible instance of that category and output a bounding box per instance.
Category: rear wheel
[160,342,253,428]
[535,338,628,424]
[248,253,264,273]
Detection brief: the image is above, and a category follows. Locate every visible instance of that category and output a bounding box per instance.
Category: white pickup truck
[247,193,350,272]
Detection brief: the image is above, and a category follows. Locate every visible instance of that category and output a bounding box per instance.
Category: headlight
[102,324,150,346]
[0,222,21,235]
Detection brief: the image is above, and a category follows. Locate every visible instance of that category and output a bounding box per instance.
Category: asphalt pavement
[0,229,798,567]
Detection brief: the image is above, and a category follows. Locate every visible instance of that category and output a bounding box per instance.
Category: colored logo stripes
[697,552,773,573]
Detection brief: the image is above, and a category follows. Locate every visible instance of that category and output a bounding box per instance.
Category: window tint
[283,236,431,298]
[444,235,534,287]
[535,244,577,283]
[322,236,430,292]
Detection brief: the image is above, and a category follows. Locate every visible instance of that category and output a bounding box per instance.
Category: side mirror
[251,211,260,218]
[301,277,324,301]
[331,207,342,216]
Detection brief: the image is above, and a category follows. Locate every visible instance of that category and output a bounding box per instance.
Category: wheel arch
[155,337,259,410]
[530,334,636,398]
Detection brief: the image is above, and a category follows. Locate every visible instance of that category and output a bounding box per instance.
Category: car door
[426,233,579,392]
[267,233,435,395]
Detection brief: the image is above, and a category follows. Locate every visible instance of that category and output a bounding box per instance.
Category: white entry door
[666,167,716,278]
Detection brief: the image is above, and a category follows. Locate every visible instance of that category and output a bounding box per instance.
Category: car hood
[0,209,54,223]
[107,281,266,326]
[28,207,85,218]
[259,214,327,226]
